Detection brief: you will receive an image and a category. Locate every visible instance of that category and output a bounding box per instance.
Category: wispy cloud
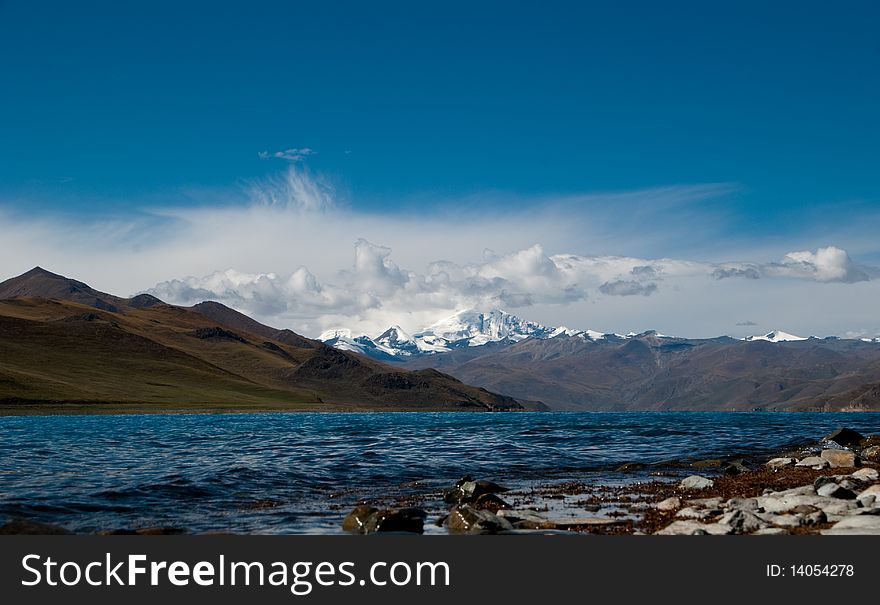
[257,148,316,162]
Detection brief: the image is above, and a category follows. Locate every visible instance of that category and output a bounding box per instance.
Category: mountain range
[321,310,880,411]
[0,268,528,413]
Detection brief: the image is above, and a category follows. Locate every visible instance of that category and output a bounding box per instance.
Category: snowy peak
[318,308,617,359]
[744,330,808,343]
[415,309,554,348]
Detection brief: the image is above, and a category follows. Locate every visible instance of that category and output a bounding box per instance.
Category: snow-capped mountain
[320,310,877,360]
[743,330,809,343]
[319,309,616,359]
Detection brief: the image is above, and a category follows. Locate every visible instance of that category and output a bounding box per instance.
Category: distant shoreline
[1,402,878,417]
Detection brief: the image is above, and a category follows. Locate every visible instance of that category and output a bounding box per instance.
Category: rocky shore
[339,427,880,536]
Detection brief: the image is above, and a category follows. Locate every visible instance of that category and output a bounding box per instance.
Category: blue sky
[1,1,879,337]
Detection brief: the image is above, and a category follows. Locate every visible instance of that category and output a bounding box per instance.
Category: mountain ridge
[0,268,531,412]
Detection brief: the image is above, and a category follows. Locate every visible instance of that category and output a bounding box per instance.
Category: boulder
[820,449,857,468]
[364,508,427,534]
[342,506,427,534]
[766,457,795,469]
[824,428,865,448]
[795,456,829,469]
[656,496,681,511]
[446,505,513,534]
[472,493,510,513]
[342,505,379,533]
[676,507,714,520]
[679,475,714,490]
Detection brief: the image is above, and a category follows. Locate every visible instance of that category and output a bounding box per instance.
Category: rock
[446,505,514,534]
[656,496,681,511]
[342,505,378,533]
[824,428,865,448]
[471,493,510,513]
[851,467,879,482]
[655,520,731,536]
[766,457,795,469]
[861,435,880,447]
[862,446,880,462]
[0,519,73,535]
[718,509,768,534]
[726,497,759,511]
[753,527,788,536]
[676,507,715,520]
[342,506,426,534]
[680,475,714,490]
[722,459,750,475]
[856,494,876,508]
[444,478,509,504]
[859,485,880,497]
[817,483,856,499]
[822,515,880,535]
[686,497,723,508]
[760,513,804,528]
[821,449,857,468]
[856,494,878,508]
[839,479,862,491]
[757,494,859,518]
[795,456,829,469]
[789,505,827,526]
[497,509,556,530]
[813,476,836,491]
[364,508,427,534]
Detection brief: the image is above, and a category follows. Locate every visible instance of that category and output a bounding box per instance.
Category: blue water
[0,412,878,534]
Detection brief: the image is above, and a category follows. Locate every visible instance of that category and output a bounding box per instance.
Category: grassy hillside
[0,292,524,414]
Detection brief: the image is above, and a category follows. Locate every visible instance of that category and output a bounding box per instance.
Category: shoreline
[2,404,880,417]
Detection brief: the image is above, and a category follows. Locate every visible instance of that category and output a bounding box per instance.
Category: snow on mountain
[743,330,808,343]
[319,309,616,359]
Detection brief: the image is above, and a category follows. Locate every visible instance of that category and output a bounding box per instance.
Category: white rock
[753,527,788,535]
[821,449,857,468]
[851,468,879,481]
[680,475,714,490]
[859,484,880,497]
[655,496,681,511]
[821,516,880,535]
[676,507,714,520]
[795,456,830,469]
[655,520,731,536]
[766,457,795,469]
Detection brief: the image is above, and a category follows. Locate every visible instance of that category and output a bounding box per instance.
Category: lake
[1,412,878,534]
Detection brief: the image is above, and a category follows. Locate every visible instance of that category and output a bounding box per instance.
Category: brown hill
[0,268,525,413]
[401,332,880,411]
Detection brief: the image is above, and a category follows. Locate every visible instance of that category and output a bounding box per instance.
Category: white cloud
[257,148,316,162]
[1,166,879,338]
